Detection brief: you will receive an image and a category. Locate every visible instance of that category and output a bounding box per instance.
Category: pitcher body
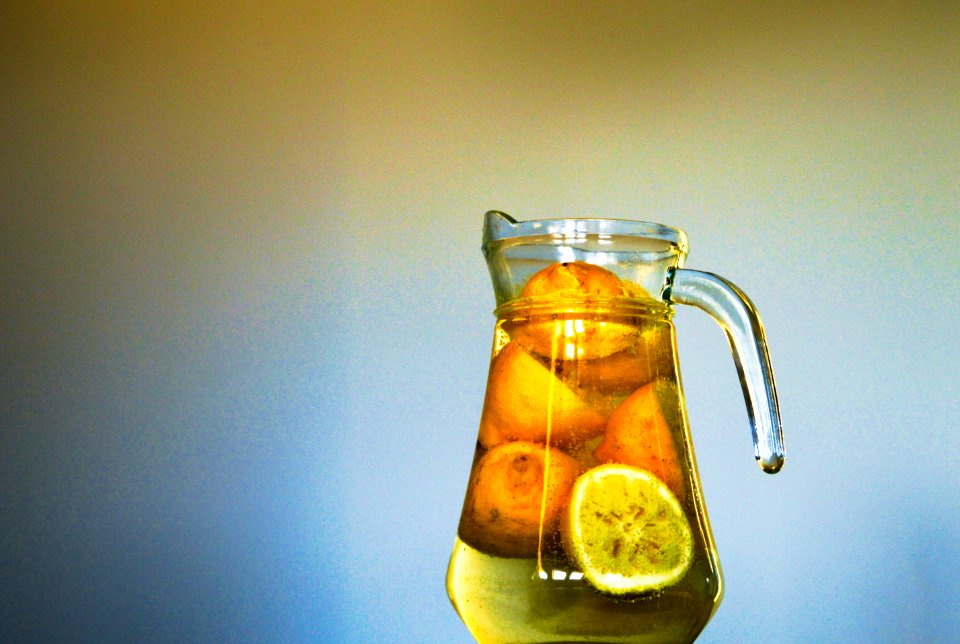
[447,212,783,643]
[448,299,722,642]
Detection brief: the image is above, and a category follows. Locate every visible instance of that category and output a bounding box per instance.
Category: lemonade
[447,263,723,643]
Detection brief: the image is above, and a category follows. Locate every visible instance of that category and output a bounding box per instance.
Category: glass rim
[482,210,689,251]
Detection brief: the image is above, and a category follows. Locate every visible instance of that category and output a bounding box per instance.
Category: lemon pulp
[564,463,694,595]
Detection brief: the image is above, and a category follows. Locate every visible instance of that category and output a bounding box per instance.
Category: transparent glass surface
[482,210,688,306]
[447,212,782,643]
[447,302,722,643]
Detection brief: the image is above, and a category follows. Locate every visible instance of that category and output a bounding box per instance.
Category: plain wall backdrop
[2,1,958,642]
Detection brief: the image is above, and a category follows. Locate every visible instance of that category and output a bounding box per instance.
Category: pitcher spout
[483,210,520,242]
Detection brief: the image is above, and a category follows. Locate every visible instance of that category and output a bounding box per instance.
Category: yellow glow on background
[2,2,958,641]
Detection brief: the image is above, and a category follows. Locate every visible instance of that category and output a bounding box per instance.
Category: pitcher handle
[666,268,785,473]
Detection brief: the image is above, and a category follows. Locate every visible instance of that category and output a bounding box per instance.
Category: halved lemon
[563,464,694,595]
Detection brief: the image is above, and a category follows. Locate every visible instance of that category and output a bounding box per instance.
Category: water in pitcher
[447,262,723,643]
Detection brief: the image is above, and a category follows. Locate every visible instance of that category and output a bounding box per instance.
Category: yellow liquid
[447,537,719,643]
[447,305,723,643]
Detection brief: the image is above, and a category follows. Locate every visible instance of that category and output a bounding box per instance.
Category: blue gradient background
[2,2,958,642]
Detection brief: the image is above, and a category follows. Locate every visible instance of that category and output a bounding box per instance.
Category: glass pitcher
[446,211,784,643]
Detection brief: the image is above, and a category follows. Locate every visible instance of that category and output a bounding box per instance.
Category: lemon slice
[563,464,694,595]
